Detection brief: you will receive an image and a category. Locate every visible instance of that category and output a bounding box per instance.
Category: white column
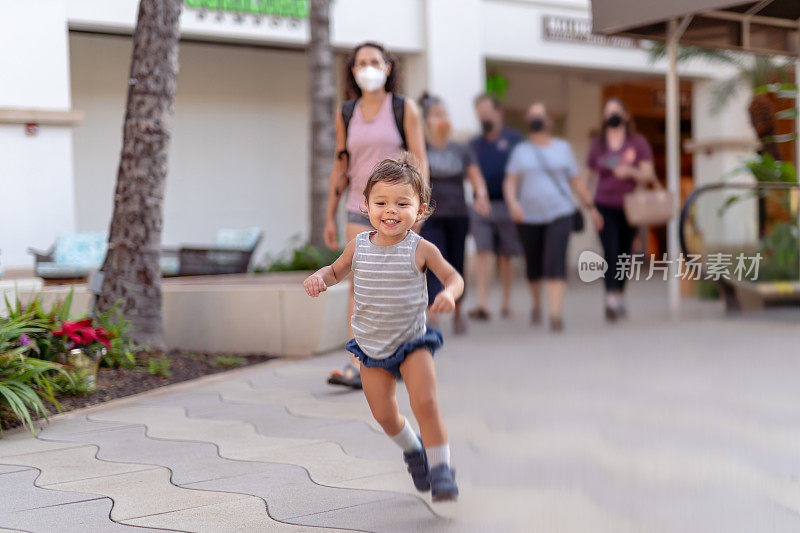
[423,0,485,137]
[666,19,681,316]
[0,0,75,269]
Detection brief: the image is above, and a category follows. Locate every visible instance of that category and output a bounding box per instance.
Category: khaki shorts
[470,200,523,256]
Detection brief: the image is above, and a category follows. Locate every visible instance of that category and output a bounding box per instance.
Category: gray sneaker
[430,464,458,502]
[403,441,430,492]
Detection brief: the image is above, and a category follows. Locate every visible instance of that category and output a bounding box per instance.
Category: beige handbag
[622,178,675,226]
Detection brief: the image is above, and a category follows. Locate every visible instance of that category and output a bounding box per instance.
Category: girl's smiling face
[365,181,426,238]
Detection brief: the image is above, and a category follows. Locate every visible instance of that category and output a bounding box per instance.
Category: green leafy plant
[257,235,342,272]
[93,301,139,369]
[758,222,800,282]
[212,354,246,368]
[52,370,95,396]
[148,356,172,378]
[0,315,68,433]
[696,280,721,300]
[649,45,794,114]
[2,288,75,362]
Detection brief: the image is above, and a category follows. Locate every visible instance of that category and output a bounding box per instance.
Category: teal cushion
[53,232,107,267]
[160,256,180,276]
[36,263,94,279]
[215,227,261,250]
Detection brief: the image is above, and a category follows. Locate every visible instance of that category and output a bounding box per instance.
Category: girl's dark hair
[362,153,433,220]
[418,91,442,120]
[600,97,635,148]
[344,41,400,100]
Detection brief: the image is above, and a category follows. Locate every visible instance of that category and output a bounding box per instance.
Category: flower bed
[0,289,274,434]
[0,350,274,433]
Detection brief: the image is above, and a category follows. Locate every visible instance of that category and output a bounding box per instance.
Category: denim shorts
[345,327,443,379]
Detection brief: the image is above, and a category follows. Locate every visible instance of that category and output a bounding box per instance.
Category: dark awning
[591,0,800,56]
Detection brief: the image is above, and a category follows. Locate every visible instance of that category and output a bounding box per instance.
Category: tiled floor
[1,279,799,532]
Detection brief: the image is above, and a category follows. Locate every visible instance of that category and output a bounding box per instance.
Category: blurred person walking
[468,94,524,321]
[586,98,655,321]
[418,92,491,334]
[504,103,600,332]
[323,41,428,388]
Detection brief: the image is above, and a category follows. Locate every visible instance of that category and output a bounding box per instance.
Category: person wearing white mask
[324,41,427,389]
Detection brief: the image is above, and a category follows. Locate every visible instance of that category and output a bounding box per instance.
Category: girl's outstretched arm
[417,239,464,313]
[303,238,356,297]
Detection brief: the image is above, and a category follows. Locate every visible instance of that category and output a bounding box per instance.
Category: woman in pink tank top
[324,41,428,388]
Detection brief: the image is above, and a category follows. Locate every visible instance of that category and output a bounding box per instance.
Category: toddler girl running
[303,154,463,501]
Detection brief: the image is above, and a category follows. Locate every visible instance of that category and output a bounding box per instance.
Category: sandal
[327,363,362,389]
[467,307,490,321]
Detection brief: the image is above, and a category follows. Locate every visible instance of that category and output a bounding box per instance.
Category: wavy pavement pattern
[0,431,343,532]
[155,371,800,529]
[33,416,439,532]
[88,390,641,531]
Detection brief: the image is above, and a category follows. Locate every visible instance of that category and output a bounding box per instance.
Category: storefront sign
[184,0,309,19]
[543,15,640,49]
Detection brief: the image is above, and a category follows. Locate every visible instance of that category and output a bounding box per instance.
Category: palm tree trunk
[96,0,183,349]
[309,0,335,249]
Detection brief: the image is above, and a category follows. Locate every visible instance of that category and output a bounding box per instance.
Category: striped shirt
[351,230,427,360]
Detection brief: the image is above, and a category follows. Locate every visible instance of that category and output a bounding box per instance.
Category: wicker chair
[169,227,263,277]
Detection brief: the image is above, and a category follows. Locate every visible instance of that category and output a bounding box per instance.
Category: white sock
[606,293,622,309]
[426,443,450,468]
[389,419,422,452]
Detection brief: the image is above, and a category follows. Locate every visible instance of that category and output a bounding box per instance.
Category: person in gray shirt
[418,92,490,334]
[504,102,601,332]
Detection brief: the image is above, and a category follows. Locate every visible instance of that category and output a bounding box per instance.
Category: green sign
[184,0,309,19]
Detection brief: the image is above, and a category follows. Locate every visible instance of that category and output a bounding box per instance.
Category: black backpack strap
[338,98,358,160]
[391,94,407,150]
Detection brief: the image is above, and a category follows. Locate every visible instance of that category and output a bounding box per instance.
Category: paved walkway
[2,279,800,532]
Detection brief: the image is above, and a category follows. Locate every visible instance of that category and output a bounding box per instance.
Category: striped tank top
[351,230,427,360]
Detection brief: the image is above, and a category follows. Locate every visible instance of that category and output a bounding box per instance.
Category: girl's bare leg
[399,348,447,447]
[360,363,404,436]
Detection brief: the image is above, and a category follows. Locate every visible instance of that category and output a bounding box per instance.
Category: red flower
[53,319,115,348]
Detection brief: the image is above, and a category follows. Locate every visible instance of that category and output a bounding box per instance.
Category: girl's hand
[324,219,339,250]
[509,202,525,224]
[303,273,327,297]
[474,195,491,217]
[430,290,455,314]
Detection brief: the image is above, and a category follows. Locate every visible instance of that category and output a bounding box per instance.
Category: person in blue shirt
[467,94,524,321]
[504,102,601,332]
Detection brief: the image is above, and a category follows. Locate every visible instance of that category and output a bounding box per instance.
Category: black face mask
[480,120,494,134]
[528,118,545,132]
[605,114,624,128]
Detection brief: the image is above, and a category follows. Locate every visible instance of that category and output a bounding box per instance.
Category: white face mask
[355,65,387,93]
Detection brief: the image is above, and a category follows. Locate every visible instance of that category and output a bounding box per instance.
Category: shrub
[256,235,342,272]
[93,301,139,369]
[212,354,246,368]
[148,357,172,378]
[0,315,67,433]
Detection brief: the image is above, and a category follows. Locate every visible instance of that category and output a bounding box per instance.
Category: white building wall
[1,0,753,270]
[0,0,76,268]
[65,0,425,53]
[424,0,485,136]
[70,34,310,260]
